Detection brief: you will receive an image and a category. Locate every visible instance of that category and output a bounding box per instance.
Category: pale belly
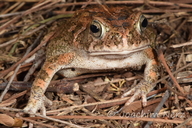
[58,51,148,77]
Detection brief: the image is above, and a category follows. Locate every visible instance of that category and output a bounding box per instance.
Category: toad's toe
[24,95,52,115]
[121,80,153,106]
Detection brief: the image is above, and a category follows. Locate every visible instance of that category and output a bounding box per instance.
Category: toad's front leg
[24,52,75,114]
[122,48,159,106]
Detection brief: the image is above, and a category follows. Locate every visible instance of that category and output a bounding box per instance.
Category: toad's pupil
[90,25,100,33]
[141,18,148,28]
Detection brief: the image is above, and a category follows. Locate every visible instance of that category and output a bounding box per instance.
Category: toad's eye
[90,20,104,38]
[140,15,148,28]
[137,15,148,33]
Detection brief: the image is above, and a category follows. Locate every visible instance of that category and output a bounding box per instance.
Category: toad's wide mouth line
[88,45,150,56]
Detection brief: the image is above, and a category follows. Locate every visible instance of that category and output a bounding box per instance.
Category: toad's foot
[24,95,52,115]
[121,80,154,106]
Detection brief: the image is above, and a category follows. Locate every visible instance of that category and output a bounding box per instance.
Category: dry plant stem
[46,89,167,114]
[155,62,192,85]
[19,117,55,128]
[175,19,187,37]
[0,15,19,33]
[0,81,78,93]
[0,31,55,78]
[163,19,186,44]
[94,76,141,86]
[0,31,42,101]
[0,11,24,18]
[185,98,192,107]
[80,85,105,102]
[176,52,184,70]
[147,87,167,97]
[56,8,192,14]
[0,107,84,128]
[0,0,58,32]
[175,117,192,128]
[158,49,184,95]
[163,81,183,96]
[0,90,27,106]
[170,41,192,48]
[47,97,130,114]
[0,99,16,107]
[144,90,170,128]
[0,76,138,92]
[142,9,192,13]
[80,108,115,128]
[24,57,44,82]
[46,92,164,114]
[0,82,31,91]
[27,115,191,125]
[143,0,158,9]
[26,32,44,58]
[95,0,102,5]
[0,107,190,126]
[23,32,44,81]
[0,20,52,48]
[0,63,21,102]
[0,13,65,48]
[2,2,21,14]
[169,95,192,107]
[58,1,192,8]
[158,106,192,116]
[12,2,25,12]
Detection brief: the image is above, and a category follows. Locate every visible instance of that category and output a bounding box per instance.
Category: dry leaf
[0,114,23,127]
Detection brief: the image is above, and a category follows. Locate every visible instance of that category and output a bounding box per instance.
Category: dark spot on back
[122,22,130,28]
[107,17,115,21]
[118,16,128,20]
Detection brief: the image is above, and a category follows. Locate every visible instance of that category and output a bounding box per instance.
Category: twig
[47,97,129,114]
[144,90,170,128]
[175,117,192,128]
[57,1,192,9]
[27,115,191,125]
[1,107,190,126]
[155,62,192,85]
[170,41,192,48]
[0,19,54,48]
[0,31,55,78]
[23,32,44,81]
[0,107,84,128]
[0,11,24,18]
[0,32,44,102]
[0,0,58,32]
[158,49,185,95]
[0,90,27,107]
[19,117,58,128]
[0,63,21,102]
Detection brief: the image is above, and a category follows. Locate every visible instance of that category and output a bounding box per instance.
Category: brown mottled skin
[24,6,159,114]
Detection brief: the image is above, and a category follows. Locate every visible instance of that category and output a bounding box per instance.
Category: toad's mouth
[88,45,150,56]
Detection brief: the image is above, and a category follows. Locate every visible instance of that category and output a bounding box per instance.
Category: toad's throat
[89,45,150,56]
